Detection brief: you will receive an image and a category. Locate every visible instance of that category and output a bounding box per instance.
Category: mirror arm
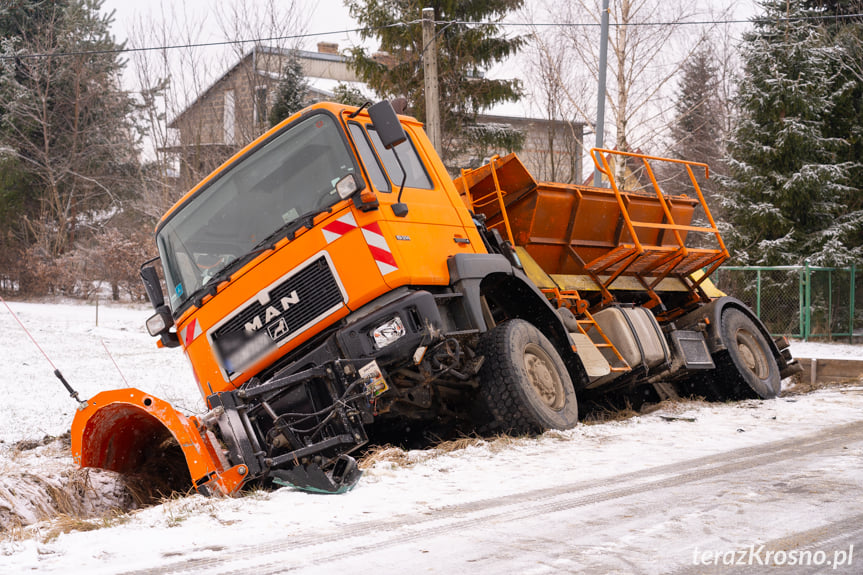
[392,151,409,217]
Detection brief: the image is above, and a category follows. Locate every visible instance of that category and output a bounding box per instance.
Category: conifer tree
[670,45,725,174]
[268,54,309,127]
[666,43,728,243]
[345,0,524,164]
[0,0,138,267]
[803,0,863,264]
[721,0,861,266]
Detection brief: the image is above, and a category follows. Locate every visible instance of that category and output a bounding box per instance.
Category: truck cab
[153,103,484,397]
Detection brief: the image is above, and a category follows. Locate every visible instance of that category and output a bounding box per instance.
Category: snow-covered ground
[787,338,862,360]
[1,301,861,573]
[0,300,201,445]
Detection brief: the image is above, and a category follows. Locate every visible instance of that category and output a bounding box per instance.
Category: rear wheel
[717,308,780,399]
[478,319,579,433]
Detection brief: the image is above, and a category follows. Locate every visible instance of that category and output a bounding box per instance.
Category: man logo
[245,290,300,333]
[267,318,289,341]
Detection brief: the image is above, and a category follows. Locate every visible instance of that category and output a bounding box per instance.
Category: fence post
[798,267,805,339]
[756,268,761,318]
[851,263,856,344]
[828,268,832,341]
[804,259,811,341]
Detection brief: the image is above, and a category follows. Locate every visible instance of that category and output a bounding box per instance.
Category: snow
[1,301,862,572]
[0,300,202,445]
[789,339,862,360]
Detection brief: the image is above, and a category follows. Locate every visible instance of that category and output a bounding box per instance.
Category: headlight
[371,316,406,349]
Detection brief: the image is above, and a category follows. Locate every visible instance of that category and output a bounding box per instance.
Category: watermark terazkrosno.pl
[692,544,854,569]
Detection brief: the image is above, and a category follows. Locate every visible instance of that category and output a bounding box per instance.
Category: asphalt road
[122,420,863,575]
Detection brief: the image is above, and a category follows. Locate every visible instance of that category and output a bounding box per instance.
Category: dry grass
[359,433,528,470]
[358,445,415,469]
[41,514,103,542]
[580,395,712,425]
[581,400,641,425]
[0,464,139,541]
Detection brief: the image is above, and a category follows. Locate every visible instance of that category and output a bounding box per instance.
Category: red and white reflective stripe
[322,213,398,276]
[183,318,202,346]
[322,212,358,243]
[361,221,398,275]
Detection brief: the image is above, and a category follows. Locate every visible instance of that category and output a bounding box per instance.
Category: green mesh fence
[712,264,860,341]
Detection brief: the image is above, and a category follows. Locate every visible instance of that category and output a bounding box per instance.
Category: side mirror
[368,100,407,150]
[141,265,165,310]
[140,263,178,346]
[146,307,173,336]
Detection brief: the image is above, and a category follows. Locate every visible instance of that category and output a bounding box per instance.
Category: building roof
[168,44,585,134]
[168,45,351,128]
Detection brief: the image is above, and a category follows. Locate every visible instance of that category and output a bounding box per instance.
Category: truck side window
[348,123,390,193]
[367,128,434,190]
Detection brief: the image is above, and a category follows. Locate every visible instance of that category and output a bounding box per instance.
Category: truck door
[346,120,480,288]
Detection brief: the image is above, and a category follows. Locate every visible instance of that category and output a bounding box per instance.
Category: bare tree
[521,22,592,183]
[128,1,220,220]
[127,0,309,221]
[215,0,309,144]
[529,0,722,183]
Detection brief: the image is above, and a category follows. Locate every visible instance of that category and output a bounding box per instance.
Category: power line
[487,12,863,28]
[2,13,861,62]
[0,22,412,61]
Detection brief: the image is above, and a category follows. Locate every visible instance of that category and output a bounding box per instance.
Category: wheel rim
[735,328,769,379]
[523,343,566,411]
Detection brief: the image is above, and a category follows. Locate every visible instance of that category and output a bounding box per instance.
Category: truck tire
[478,319,579,433]
[718,308,780,399]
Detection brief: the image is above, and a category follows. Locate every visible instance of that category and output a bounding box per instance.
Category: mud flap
[270,454,362,494]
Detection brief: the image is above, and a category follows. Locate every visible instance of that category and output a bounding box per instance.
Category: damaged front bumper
[201,289,448,494]
[204,360,378,494]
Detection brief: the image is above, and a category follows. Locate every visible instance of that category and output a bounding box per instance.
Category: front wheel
[478,319,579,433]
[717,308,780,399]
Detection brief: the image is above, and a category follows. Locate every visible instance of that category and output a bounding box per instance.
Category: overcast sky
[98,0,762,154]
[101,0,762,57]
[102,0,361,52]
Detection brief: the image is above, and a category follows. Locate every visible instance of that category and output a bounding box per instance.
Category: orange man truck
[71,101,799,495]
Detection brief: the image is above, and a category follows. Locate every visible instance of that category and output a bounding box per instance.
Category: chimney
[317,42,339,55]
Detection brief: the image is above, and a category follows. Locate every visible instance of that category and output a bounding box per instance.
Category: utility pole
[593,0,610,187]
[422,7,442,156]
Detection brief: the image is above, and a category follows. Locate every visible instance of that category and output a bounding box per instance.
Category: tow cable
[0,293,88,409]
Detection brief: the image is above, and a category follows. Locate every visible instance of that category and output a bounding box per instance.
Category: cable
[0,293,87,407]
[0,294,58,371]
[1,22,413,61]
[2,13,861,61]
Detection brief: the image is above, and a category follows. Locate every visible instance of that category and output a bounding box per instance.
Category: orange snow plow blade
[71,389,247,497]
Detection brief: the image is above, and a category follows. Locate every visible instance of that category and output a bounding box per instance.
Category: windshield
[156,112,359,312]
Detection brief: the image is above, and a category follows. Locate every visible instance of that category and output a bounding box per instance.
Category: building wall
[169,46,584,189]
[474,115,583,185]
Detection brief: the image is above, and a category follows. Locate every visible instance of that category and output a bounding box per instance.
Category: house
[166,44,584,189]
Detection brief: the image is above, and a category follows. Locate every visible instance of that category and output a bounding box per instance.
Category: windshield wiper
[252,205,333,252]
[182,206,334,312]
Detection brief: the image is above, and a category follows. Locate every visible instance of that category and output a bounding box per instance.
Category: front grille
[212,256,344,347]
